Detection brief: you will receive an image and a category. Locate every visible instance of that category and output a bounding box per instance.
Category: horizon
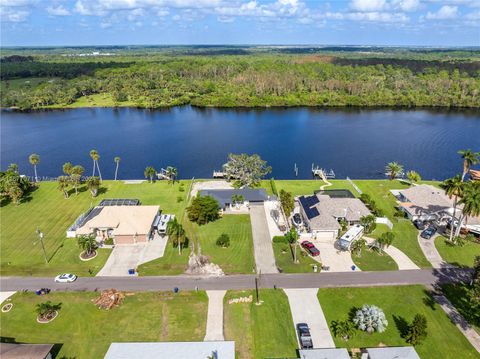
[1,0,479,47]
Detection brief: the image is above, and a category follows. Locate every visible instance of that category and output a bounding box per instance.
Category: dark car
[292,213,302,227]
[420,226,437,239]
[413,220,426,230]
[296,323,313,349]
[301,241,320,257]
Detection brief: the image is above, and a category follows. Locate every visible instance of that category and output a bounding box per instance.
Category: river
[1,107,479,180]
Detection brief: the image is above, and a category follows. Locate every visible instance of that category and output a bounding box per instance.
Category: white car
[54,273,77,283]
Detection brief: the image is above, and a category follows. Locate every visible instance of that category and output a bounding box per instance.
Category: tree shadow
[422,289,437,311]
[393,314,409,339]
[348,306,360,321]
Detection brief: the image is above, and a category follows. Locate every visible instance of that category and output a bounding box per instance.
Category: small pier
[156,168,174,180]
[312,164,335,179]
[213,170,226,178]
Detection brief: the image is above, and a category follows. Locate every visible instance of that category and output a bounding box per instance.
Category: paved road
[249,203,278,274]
[0,268,471,292]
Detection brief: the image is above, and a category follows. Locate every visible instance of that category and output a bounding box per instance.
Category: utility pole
[35,228,48,264]
[255,270,261,305]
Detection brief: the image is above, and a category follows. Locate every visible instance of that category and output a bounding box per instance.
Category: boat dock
[312,164,335,179]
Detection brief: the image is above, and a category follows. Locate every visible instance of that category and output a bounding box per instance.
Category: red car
[301,241,320,257]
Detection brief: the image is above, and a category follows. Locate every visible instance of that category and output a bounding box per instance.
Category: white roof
[340,224,364,243]
[299,348,350,359]
[77,206,159,236]
[104,341,235,359]
[366,346,420,359]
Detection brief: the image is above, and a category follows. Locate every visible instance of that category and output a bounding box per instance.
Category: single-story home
[362,346,420,359]
[76,205,160,245]
[199,188,271,211]
[103,341,235,359]
[297,192,371,241]
[396,184,453,222]
[298,348,350,359]
[0,343,54,359]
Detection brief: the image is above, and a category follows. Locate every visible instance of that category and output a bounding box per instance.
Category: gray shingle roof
[399,185,452,216]
[199,188,270,208]
[366,346,420,359]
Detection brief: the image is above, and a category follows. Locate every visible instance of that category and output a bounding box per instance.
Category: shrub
[177,196,184,203]
[178,186,185,192]
[406,314,428,346]
[273,235,288,243]
[270,178,278,196]
[394,208,406,218]
[353,304,388,333]
[216,234,230,248]
[331,319,356,341]
[187,195,220,225]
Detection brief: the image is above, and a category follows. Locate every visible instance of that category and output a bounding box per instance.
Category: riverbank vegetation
[1,46,479,110]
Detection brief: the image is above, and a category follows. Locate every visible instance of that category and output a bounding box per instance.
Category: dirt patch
[36,311,58,323]
[80,250,98,261]
[1,303,13,312]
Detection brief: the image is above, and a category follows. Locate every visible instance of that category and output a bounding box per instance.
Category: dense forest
[1,46,479,110]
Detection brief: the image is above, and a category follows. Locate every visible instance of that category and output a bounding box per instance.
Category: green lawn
[435,236,480,268]
[0,291,208,359]
[0,180,189,276]
[1,77,58,92]
[318,286,479,359]
[139,214,255,275]
[63,93,136,108]
[352,247,398,271]
[442,283,480,334]
[274,179,356,196]
[273,242,320,273]
[354,180,431,268]
[224,289,298,359]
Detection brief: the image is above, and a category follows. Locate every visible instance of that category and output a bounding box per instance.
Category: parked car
[420,226,437,239]
[54,273,77,283]
[301,241,320,257]
[292,213,302,227]
[413,220,426,230]
[296,323,313,349]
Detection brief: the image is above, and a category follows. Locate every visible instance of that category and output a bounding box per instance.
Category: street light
[34,228,48,264]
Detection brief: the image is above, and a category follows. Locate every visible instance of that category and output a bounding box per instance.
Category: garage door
[313,231,337,242]
[114,235,135,245]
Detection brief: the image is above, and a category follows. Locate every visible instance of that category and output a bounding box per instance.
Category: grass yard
[273,242,320,273]
[139,214,255,275]
[442,283,480,334]
[354,180,431,268]
[0,180,189,276]
[63,93,136,108]
[318,285,479,359]
[435,236,480,268]
[352,247,398,271]
[274,179,356,196]
[1,77,58,92]
[224,289,298,359]
[0,291,208,359]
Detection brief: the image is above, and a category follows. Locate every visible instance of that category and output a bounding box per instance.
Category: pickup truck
[296,323,313,349]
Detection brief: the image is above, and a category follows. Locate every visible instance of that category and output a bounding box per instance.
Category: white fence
[346,176,362,195]
[375,217,394,229]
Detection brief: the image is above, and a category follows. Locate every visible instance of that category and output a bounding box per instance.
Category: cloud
[46,5,70,16]
[426,5,458,19]
[350,0,387,12]
[0,6,29,21]
[393,0,420,12]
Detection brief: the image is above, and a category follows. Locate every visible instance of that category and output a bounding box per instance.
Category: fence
[375,216,394,229]
[346,176,362,195]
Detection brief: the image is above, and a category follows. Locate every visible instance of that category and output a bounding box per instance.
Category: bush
[216,234,230,247]
[177,196,184,203]
[273,235,288,243]
[187,195,220,225]
[270,178,278,196]
[394,208,406,218]
[178,186,185,192]
[279,189,294,217]
[406,314,428,346]
[353,304,388,333]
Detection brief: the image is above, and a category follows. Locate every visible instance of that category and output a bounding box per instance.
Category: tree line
[1,54,479,110]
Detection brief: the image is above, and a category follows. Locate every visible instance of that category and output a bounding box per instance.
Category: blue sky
[1,0,479,46]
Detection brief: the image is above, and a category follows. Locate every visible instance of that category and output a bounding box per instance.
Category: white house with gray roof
[397,184,453,221]
[297,192,371,241]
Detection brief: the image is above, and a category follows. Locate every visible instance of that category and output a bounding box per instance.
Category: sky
[0,0,479,47]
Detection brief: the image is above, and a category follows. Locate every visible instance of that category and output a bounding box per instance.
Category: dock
[156,168,174,180]
[213,170,226,178]
[312,164,335,179]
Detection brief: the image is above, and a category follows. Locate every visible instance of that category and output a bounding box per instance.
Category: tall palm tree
[441,175,464,243]
[167,218,186,255]
[166,166,178,185]
[71,165,85,195]
[86,176,101,197]
[90,150,102,181]
[455,182,480,237]
[77,234,98,256]
[406,170,421,185]
[458,149,480,182]
[114,156,121,181]
[144,166,156,183]
[28,153,40,182]
[385,162,404,180]
[57,176,70,198]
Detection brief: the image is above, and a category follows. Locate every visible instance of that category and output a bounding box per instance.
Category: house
[297,192,371,241]
[396,184,453,221]
[103,341,235,359]
[470,169,480,181]
[76,205,160,245]
[298,348,350,359]
[199,188,271,211]
[362,346,420,359]
[0,343,54,359]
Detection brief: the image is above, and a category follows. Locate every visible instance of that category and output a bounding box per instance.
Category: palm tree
[36,301,61,321]
[455,182,480,237]
[89,150,98,177]
[441,175,464,243]
[166,166,178,185]
[167,218,186,255]
[114,156,121,181]
[144,166,156,183]
[62,162,73,176]
[286,228,299,262]
[376,231,395,253]
[28,153,40,182]
[77,234,98,257]
[458,149,480,182]
[57,176,70,198]
[71,165,85,195]
[86,176,101,197]
[406,170,421,185]
[385,162,404,180]
[350,238,366,257]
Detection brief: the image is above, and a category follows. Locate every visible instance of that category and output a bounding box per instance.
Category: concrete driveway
[284,288,335,349]
[300,238,359,272]
[250,203,278,274]
[97,236,168,276]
